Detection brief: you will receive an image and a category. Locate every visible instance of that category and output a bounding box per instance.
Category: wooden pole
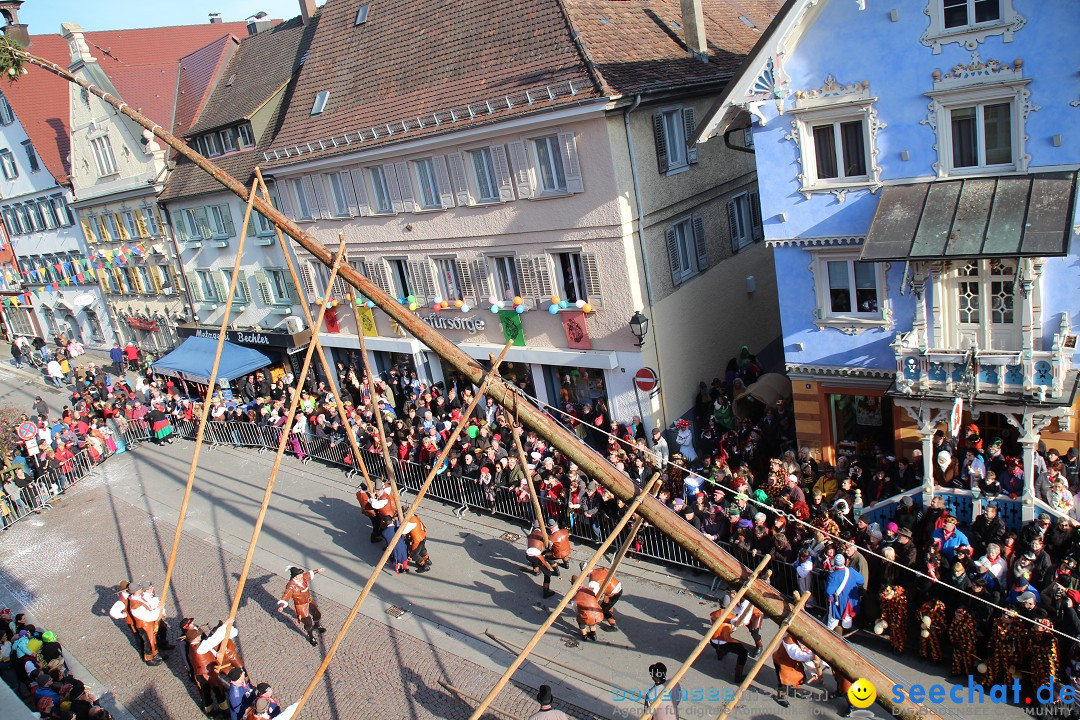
[252,178,375,497]
[508,419,548,544]
[348,287,401,505]
[159,180,258,606]
[468,474,661,720]
[714,591,813,720]
[482,631,614,688]
[215,237,349,665]
[598,472,659,603]
[639,554,772,720]
[14,49,934,720]
[437,681,523,720]
[287,341,513,720]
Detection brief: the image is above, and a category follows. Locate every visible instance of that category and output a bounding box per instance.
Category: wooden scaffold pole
[508,417,548,544]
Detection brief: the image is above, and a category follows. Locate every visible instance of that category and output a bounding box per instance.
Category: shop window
[545,365,608,410]
[812,250,889,331]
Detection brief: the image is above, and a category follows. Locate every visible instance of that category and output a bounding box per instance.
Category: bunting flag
[22,292,30,303]
[76,272,85,283]
[86,266,96,280]
[51,281,59,292]
[10,295,18,306]
[62,278,71,286]
[54,262,63,273]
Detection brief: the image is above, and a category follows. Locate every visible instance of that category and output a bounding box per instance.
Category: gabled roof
[174,34,240,140]
[561,0,781,95]
[4,20,251,183]
[188,17,309,136]
[261,0,604,167]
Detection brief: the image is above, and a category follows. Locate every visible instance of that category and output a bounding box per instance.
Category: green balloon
[406,294,416,304]
[466,425,479,439]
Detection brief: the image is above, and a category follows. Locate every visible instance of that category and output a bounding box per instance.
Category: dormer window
[220,128,237,153]
[355,4,370,25]
[199,133,222,158]
[311,91,330,116]
[238,123,255,148]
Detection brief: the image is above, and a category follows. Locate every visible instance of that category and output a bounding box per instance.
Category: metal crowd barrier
[1,447,98,530]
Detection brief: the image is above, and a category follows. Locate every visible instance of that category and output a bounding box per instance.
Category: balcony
[891,313,1075,404]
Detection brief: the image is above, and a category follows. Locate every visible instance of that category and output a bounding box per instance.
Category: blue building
[697,0,1078,524]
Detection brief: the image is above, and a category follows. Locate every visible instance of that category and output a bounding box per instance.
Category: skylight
[355,3,370,26]
[311,90,330,116]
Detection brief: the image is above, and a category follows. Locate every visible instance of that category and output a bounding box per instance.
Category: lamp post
[629,309,649,347]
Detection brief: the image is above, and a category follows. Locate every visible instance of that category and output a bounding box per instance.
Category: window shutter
[97,216,111,241]
[114,213,129,240]
[531,256,553,301]
[299,261,316,300]
[727,199,740,253]
[653,114,669,173]
[219,206,236,237]
[98,274,110,295]
[393,162,416,212]
[239,274,253,304]
[581,252,603,306]
[558,132,584,193]
[253,270,272,305]
[150,266,163,293]
[274,181,296,219]
[346,168,370,217]
[470,258,490,302]
[211,273,227,303]
[456,258,475,300]
[692,215,708,271]
[80,218,96,244]
[112,268,125,294]
[446,152,471,206]
[684,108,698,164]
[506,141,534,199]
[408,260,435,302]
[515,256,537,299]
[133,211,149,238]
[365,260,393,296]
[384,164,404,214]
[307,176,332,219]
[749,191,763,241]
[666,227,683,283]
[130,268,144,294]
[186,272,203,302]
[433,155,456,209]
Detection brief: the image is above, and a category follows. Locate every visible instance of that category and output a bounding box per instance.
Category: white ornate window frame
[810,248,892,335]
[786,76,885,202]
[921,55,1037,178]
[920,0,1026,54]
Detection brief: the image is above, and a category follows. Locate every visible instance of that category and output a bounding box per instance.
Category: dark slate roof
[562,0,780,94]
[188,16,310,135]
[159,147,264,202]
[174,35,239,140]
[260,0,604,167]
[861,172,1079,261]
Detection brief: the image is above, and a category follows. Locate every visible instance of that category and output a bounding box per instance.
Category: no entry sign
[634,367,659,393]
[16,421,37,441]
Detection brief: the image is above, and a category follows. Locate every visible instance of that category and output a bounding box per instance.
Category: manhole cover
[385,605,408,619]
[501,532,522,542]
[563,637,579,648]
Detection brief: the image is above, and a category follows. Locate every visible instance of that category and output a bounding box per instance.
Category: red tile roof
[5,21,251,183]
[562,0,782,94]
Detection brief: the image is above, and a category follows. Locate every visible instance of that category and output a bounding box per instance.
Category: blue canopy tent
[153,336,272,385]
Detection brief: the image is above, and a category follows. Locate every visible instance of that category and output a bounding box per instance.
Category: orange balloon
[454,299,464,308]
[582,303,593,313]
[441,300,449,308]
[512,296,523,306]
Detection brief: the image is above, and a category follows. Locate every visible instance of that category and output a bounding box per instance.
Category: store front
[176,324,312,380]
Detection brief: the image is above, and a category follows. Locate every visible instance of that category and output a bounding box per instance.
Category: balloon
[432,303,440,311]
[408,302,419,311]
[548,304,559,315]
[515,304,525,314]
[441,300,449,308]
[454,299,464,308]
[406,294,416,304]
[550,295,561,304]
[490,304,500,314]
[331,299,339,307]
[575,299,586,308]
[487,295,498,305]
[397,297,405,305]
[512,295,523,306]
[433,296,443,305]
[355,297,364,306]
[558,300,569,309]
[367,301,376,309]
[466,425,479,439]
[582,303,592,313]
[460,304,471,313]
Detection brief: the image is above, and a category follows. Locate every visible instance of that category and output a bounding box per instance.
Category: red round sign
[17,421,37,441]
[634,367,659,393]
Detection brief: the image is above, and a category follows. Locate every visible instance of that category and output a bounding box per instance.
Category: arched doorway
[62,312,82,343]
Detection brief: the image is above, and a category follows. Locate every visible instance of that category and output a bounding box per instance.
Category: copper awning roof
[860,171,1078,261]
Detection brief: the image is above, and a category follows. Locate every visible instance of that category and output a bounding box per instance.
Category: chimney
[246,11,271,35]
[680,0,708,62]
[299,0,316,24]
[209,13,222,24]
[0,0,30,49]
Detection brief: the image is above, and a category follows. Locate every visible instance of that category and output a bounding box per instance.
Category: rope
[498,380,1080,648]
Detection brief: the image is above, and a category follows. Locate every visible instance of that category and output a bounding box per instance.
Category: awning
[861,171,1078,261]
[153,336,272,385]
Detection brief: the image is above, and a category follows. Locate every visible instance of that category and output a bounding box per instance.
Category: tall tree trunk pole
[508,418,548,544]
[12,50,931,720]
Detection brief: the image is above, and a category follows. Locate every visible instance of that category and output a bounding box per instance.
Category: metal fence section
[1,447,97,530]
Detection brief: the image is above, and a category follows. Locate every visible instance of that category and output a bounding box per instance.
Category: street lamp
[629,310,649,347]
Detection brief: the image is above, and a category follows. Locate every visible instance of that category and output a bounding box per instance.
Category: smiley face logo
[848,678,877,709]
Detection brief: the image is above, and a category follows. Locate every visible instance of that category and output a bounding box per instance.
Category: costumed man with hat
[277,567,327,647]
[402,514,432,573]
[355,483,381,543]
[526,523,559,599]
[109,581,171,666]
[182,618,234,716]
[570,581,604,641]
[574,562,623,630]
[644,661,681,718]
[546,518,572,570]
[527,684,570,720]
[709,607,748,682]
[772,634,817,707]
[369,481,398,533]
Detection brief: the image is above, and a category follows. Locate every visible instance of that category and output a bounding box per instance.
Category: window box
[920,0,1026,54]
[211,240,229,248]
[270,306,294,316]
[255,237,276,246]
[811,250,891,333]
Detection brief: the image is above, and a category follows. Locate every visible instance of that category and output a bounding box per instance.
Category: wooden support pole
[159,180,258,606]
[287,341,513,720]
[348,286,404,519]
[598,473,659,603]
[714,591,813,720]
[468,474,662,720]
[256,170,374,496]
[18,48,934,720]
[437,681,523,720]
[215,237,349,665]
[508,419,548,544]
[482,631,614,689]
[639,553,772,720]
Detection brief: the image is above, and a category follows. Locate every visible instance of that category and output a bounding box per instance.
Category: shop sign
[126,317,159,332]
[179,325,310,349]
[418,312,486,335]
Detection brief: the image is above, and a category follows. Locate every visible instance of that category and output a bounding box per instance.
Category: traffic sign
[16,421,36,441]
[634,367,659,393]
[949,397,964,438]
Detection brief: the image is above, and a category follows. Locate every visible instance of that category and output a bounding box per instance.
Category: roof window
[311,91,330,116]
[355,4,370,26]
